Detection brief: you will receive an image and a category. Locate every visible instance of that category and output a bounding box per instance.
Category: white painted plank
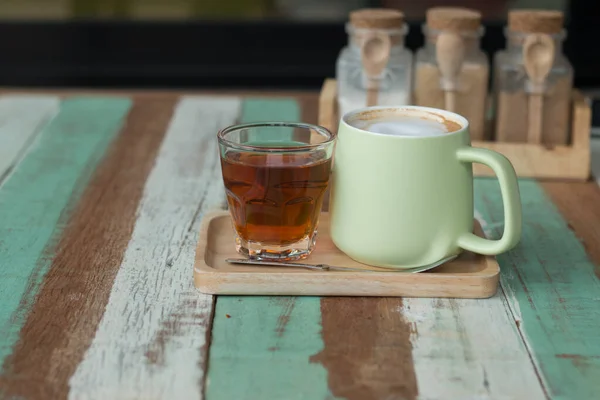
[399,212,546,400]
[69,97,241,399]
[0,95,60,184]
[402,294,545,400]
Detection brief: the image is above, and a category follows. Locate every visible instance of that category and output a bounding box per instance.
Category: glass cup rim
[217,121,336,153]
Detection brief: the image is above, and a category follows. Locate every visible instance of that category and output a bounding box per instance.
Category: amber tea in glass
[218,122,336,260]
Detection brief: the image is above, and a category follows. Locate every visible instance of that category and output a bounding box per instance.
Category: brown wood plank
[542,180,600,278]
[311,298,418,400]
[297,92,419,399]
[0,98,176,399]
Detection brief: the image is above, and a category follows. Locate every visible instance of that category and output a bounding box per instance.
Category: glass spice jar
[493,10,573,145]
[414,7,489,141]
[336,8,413,117]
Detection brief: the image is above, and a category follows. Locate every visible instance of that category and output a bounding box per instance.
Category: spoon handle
[225,255,458,273]
[225,258,327,271]
[225,258,379,272]
[366,86,378,107]
[444,90,457,113]
[527,94,544,143]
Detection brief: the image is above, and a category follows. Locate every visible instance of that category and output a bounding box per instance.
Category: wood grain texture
[470,141,590,180]
[303,179,543,399]
[311,298,418,400]
[0,99,175,399]
[527,94,544,143]
[541,180,600,286]
[195,212,500,298]
[476,90,591,180]
[206,98,339,399]
[69,97,241,399]
[401,295,546,400]
[206,296,334,400]
[0,98,132,377]
[0,95,59,183]
[475,178,600,399]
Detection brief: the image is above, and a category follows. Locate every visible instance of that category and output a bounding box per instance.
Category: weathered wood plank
[475,179,600,399]
[400,295,545,399]
[542,181,600,272]
[69,97,241,399]
[205,98,337,400]
[241,97,300,123]
[310,211,544,399]
[0,98,132,374]
[0,99,176,399]
[0,95,59,183]
[207,297,333,399]
[312,298,418,400]
[313,275,543,399]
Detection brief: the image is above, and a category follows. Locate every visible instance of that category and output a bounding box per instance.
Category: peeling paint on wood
[475,178,600,399]
[0,96,59,184]
[0,99,176,399]
[206,297,334,400]
[0,98,132,373]
[312,298,418,400]
[1,92,597,400]
[68,97,241,399]
[400,295,545,399]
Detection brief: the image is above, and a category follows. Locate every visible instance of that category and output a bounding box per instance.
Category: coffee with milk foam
[348,110,462,137]
[367,118,449,137]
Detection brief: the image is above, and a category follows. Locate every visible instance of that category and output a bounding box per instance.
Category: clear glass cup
[217,122,336,261]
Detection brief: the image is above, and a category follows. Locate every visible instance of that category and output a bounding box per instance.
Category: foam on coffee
[346,108,463,137]
[366,118,449,137]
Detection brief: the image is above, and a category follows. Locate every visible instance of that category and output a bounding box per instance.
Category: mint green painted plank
[241,98,300,123]
[0,98,132,368]
[206,98,335,400]
[240,98,301,142]
[206,297,335,400]
[475,179,600,400]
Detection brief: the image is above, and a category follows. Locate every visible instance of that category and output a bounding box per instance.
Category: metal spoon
[225,254,458,274]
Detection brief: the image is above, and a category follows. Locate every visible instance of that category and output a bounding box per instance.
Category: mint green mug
[329,106,522,269]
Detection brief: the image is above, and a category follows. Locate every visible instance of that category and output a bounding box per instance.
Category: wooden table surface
[0,91,599,400]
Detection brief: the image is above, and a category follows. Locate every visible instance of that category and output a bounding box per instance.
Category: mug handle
[455,147,522,255]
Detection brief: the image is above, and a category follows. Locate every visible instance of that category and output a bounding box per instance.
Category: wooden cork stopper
[350,8,404,30]
[509,10,564,34]
[426,7,481,32]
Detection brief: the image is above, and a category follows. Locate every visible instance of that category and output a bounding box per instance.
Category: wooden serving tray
[319,79,592,181]
[194,211,500,298]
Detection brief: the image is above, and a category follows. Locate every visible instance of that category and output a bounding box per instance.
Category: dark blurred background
[0,0,598,90]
